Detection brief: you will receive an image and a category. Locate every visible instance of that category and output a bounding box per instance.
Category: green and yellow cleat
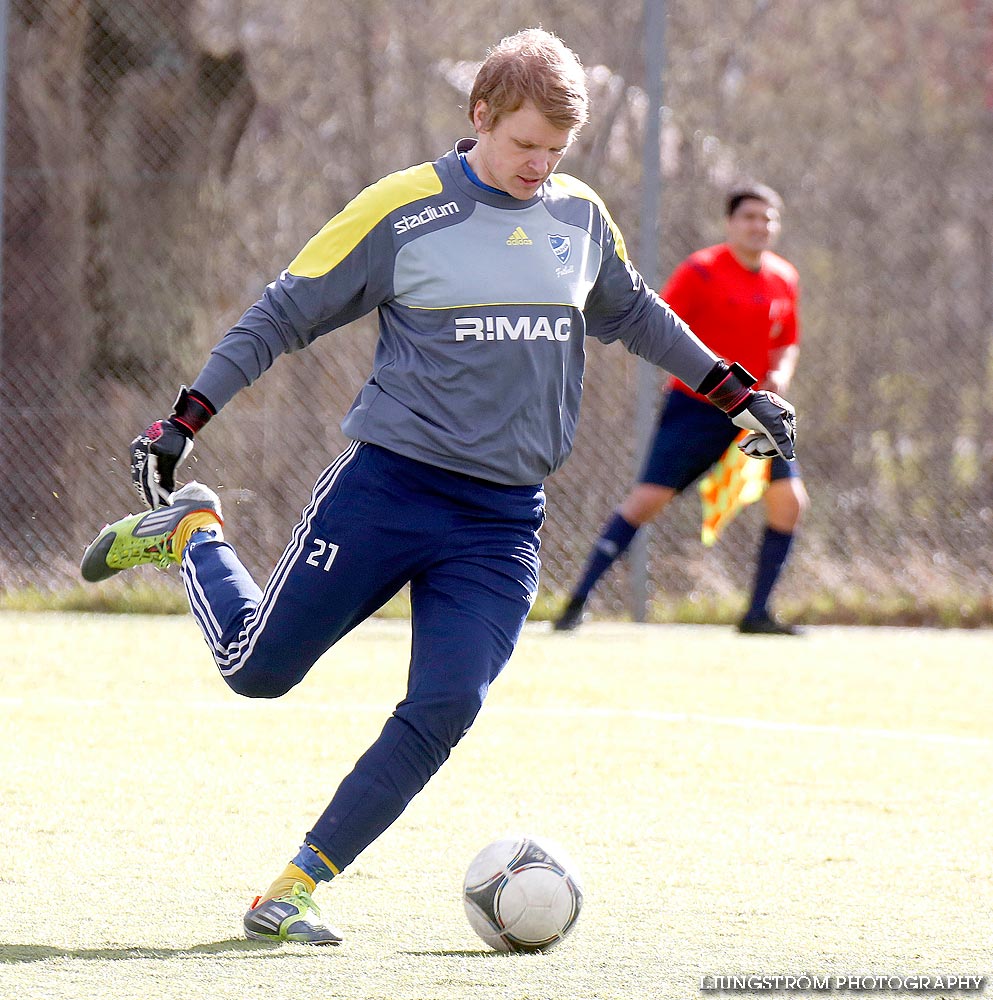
[244,882,343,945]
[80,482,223,583]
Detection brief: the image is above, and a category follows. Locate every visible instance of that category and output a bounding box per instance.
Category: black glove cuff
[169,386,215,437]
[703,362,757,416]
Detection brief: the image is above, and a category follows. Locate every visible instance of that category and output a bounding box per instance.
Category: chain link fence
[4,0,993,624]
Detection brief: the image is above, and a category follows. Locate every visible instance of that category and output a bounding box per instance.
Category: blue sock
[572,512,639,604]
[745,527,794,618]
[292,843,338,884]
[185,527,221,553]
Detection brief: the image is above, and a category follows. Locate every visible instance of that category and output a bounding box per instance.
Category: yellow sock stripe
[263,863,316,903]
[173,510,223,559]
[307,843,340,876]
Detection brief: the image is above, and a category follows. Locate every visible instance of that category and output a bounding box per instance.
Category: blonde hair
[468,29,589,134]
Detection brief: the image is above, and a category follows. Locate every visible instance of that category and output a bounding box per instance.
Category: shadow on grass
[401,949,506,958]
[0,939,336,963]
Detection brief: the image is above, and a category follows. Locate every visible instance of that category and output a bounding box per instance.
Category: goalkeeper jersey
[191,139,720,485]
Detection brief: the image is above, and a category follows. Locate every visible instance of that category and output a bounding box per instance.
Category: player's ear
[472,100,491,133]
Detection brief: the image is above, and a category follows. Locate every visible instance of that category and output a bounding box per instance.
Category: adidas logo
[506,226,533,246]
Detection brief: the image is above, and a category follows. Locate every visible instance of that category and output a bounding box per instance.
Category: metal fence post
[0,0,8,385]
[629,0,666,622]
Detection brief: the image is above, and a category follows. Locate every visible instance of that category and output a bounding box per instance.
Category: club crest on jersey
[548,234,571,265]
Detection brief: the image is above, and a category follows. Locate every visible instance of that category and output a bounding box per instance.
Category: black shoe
[553,597,587,632]
[737,613,803,636]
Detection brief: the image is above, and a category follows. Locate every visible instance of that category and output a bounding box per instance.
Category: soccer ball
[462,835,583,952]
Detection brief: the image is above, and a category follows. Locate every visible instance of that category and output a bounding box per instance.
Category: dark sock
[571,512,639,604]
[745,527,794,618]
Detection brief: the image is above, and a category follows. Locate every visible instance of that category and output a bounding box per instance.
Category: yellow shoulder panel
[289,162,443,278]
[549,173,629,263]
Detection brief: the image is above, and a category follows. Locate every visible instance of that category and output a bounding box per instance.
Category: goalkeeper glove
[130,386,215,508]
[703,362,797,461]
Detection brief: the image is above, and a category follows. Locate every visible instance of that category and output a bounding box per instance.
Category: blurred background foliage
[3,0,993,625]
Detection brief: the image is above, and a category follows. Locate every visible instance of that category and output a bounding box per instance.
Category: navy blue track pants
[182,442,544,872]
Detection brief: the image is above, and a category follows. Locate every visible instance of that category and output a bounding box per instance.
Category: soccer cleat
[243,883,343,945]
[552,596,587,632]
[80,482,222,583]
[737,613,803,636]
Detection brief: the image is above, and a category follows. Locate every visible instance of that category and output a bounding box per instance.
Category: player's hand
[704,361,796,461]
[130,419,193,508]
[130,386,214,508]
[732,390,796,461]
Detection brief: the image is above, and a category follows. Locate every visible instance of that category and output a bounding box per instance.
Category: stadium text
[393,201,460,234]
[698,974,986,993]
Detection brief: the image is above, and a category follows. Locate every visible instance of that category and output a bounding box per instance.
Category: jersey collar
[445,138,545,209]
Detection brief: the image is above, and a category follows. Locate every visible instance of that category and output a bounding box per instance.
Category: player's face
[467,100,574,200]
[726,198,781,259]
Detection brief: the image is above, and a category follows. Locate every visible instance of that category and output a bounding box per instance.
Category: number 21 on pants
[306,538,340,572]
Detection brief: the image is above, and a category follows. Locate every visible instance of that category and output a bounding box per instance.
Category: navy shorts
[639,390,799,491]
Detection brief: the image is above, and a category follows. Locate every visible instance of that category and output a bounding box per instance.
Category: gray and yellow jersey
[191,139,719,485]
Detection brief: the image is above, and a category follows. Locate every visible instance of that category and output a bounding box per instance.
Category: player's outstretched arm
[701,362,797,461]
[130,386,215,508]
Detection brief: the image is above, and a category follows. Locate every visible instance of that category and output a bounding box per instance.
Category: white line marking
[488,705,993,748]
[1,697,987,747]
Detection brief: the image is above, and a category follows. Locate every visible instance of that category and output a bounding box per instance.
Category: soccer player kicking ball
[81,29,796,945]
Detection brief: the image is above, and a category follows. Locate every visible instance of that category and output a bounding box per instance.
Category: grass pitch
[1,611,991,1000]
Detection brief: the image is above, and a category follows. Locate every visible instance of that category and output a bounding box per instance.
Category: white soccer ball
[462,835,583,952]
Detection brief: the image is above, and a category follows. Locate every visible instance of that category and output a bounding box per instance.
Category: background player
[80,31,796,944]
[555,183,807,635]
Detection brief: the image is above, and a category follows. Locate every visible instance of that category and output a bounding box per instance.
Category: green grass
[0,582,414,619]
[9,582,993,628]
[1,611,991,999]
